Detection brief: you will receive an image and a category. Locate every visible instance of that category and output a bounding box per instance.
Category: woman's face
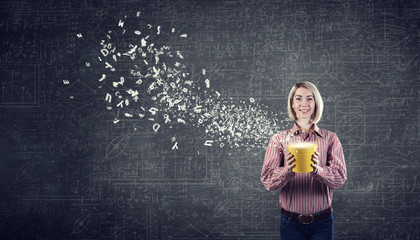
[292,87,315,121]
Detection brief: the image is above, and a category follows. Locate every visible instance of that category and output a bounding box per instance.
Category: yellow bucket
[286,128,319,173]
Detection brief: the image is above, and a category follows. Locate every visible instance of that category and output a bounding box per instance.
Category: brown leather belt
[281,207,332,224]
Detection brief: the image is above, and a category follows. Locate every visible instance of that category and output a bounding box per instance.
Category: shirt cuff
[280,167,296,179]
[312,166,324,178]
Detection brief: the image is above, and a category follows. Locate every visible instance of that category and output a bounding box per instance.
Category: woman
[261,82,347,240]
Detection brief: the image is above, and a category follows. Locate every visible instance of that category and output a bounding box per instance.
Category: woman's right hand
[284,149,296,172]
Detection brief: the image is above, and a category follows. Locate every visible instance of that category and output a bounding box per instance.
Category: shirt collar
[291,122,323,138]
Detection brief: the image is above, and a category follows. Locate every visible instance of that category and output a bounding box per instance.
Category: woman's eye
[308,98,313,101]
[295,97,301,101]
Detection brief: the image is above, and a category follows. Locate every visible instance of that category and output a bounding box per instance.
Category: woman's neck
[296,119,313,132]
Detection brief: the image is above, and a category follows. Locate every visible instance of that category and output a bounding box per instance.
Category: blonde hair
[287,82,324,124]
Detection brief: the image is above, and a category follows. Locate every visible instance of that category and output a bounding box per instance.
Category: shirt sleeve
[261,135,295,191]
[313,133,347,190]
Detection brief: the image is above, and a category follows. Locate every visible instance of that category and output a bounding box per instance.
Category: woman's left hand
[311,151,320,174]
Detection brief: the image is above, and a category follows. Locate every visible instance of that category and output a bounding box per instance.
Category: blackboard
[1,0,419,239]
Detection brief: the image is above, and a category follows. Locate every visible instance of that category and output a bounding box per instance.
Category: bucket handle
[286,128,320,149]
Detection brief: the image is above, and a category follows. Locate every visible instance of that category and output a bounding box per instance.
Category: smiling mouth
[300,109,310,113]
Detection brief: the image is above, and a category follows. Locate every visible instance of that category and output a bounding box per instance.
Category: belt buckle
[298,214,314,224]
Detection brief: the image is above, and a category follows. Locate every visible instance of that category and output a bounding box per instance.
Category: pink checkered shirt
[261,122,347,214]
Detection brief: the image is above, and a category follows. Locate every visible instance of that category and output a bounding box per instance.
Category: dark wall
[1,0,419,239]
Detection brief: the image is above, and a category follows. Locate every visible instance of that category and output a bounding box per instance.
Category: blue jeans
[280,213,334,240]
